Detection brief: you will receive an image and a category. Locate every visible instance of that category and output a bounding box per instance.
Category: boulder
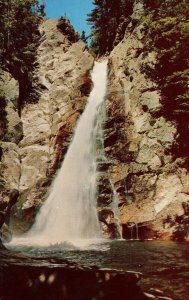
[140,91,162,113]
[0,189,19,243]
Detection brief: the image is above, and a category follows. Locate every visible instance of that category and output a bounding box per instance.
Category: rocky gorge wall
[0,19,94,238]
[104,0,189,240]
[1,2,189,242]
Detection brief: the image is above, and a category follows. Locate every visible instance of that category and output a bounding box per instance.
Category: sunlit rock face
[0,70,22,241]
[104,2,189,240]
[0,19,94,234]
[0,71,21,193]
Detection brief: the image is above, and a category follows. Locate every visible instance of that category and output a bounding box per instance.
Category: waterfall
[128,222,139,240]
[136,223,139,240]
[109,180,122,238]
[13,61,108,246]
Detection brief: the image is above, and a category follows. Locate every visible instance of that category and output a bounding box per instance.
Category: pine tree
[142,0,189,156]
[0,0,44,113]
[143,0,189,113]
[80,30,86,42]
[87,0,134,55]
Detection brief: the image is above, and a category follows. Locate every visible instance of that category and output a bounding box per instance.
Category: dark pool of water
[3,240,189,300]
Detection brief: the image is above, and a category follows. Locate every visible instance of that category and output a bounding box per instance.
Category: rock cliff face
[0,19,94,235]
[1,4,189,241]
[104,0,189,240]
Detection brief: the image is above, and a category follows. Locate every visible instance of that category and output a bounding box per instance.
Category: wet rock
[143,292,156,299]
[98,208,114,225]
[97,193,112,207]
[0,223,12,243]
[104,130,118,147]
[157,297,173,300]
[0,189,19,242]
[148,289,163,297]
[97,161,111,172]
[98,208,121,238]
[98,177,112,196]
[97,173,113,208]
[101,222,121,239]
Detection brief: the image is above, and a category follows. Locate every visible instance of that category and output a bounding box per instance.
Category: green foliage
[80,30,86,42]
[142,0,189,156]
[87,0,134,55]
[0,0,44,113]
[142,1,189,108]
[57,17,79,43]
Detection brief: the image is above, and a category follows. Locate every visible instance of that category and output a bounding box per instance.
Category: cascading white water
[12,61,108,247]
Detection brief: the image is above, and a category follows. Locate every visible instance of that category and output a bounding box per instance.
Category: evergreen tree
[142,0,189,156]
[87,0,134,55]
[80,30,86,42]
[0,0,44,113]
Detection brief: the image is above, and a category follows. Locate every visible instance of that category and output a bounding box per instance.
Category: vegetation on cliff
[87,0,134,55]
[142,0,189,157]
[0,0,45,114]
[57,17,80,43]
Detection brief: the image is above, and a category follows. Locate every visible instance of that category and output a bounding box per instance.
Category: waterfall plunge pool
[2,62,188,300]
[3,239,189,300]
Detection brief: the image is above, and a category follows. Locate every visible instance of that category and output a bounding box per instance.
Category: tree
[142,0,189,156]
[80,30,86,42]
[0,0,44,114]
[87,0,134,55]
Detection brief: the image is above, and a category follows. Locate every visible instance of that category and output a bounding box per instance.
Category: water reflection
[5,240,189,300]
